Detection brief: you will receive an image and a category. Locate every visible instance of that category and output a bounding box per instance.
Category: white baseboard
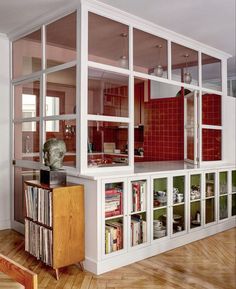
[85,217,236,275]
[0,219,11,230]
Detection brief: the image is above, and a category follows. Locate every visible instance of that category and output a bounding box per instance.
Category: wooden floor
[0,229,235,289]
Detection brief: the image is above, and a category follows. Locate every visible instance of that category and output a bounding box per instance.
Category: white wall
[223,95,236,164]
[0,34,11,230]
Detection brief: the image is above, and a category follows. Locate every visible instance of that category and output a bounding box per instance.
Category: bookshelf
[24,180,84,280]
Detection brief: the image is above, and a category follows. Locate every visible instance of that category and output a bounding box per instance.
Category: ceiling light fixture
[119,33,128,68]
[183,53,192,84]
[154,44,164,77]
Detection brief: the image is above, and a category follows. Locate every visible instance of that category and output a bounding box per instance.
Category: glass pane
[14,122,40,161]
[46,66,76,115]
[13,29,41,79]
[45,119,76,167]
[202,93,221,126]
[219,196,228,220]
[205,173,215,197]
[190,201,201,229]
[105,218,123,254]
[153,178,167,208]
[131,213,147,246]
[133,28,167,78]
[205,198,215,224]
[171,43,198,85]
[131,180,147,212]
[14,80,40,119]
[190,174,201,201]
[46,12,76,68]
[187,129,194,161]
[153,208,167,239]
[232,171,236,193]
[88,12,129,69]
[173,176,185,204]
[88,121,128,167]
[105,182,123,217]
[173,204,185,233]
[202,53,221,91]
[14,167,39,223]
[88,68,128,117]
[219,171,228,195]
[202,129,221,161]
[232,194,236,216]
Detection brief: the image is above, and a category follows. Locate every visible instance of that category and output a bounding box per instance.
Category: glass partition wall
[11,2,227,224]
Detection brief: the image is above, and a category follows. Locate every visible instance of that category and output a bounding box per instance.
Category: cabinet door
[204,172,216,225]
[171,174,187,236]
[152,176,169,240]
[218,171,229,221]
[128,177,149,248]
[189,173,202,230]
[231,170,236,216]
[102,179,127,258]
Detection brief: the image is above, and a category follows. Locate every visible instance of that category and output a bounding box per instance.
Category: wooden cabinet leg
[77,262,84,271]
[55,268,60,280]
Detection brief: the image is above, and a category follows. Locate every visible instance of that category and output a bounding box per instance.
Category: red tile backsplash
[202,93,221,126]
[202,129,221,161]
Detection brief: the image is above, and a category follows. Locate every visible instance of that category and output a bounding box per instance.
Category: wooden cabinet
[24,180,84,279]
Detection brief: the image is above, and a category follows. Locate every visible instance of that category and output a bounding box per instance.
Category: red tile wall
[202,93,221,126]
[202,129,221,161]
[143,93,184,161]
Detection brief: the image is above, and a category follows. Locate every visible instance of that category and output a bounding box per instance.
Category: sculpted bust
[43,138,66,170]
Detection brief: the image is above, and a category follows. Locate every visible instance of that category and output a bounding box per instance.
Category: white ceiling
[0,0,235,75]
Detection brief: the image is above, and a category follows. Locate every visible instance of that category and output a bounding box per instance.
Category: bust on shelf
[40,138,67,185]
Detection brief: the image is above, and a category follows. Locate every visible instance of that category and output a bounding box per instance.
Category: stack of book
[131,214,147,246]
[105,220,123,254]
[132,181,146,212]
[25,186,52,227]
[105,188,123,218]
[25,219,52,266]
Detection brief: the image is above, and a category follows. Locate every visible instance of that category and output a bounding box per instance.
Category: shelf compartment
[219,171,228,195]
[105,217,123,254]
[205,173,215,198]
[153,208,167,240]
[205,198,215,224]
[190,174,201,201]
[172,204,185,234]
[130,212,147,247]
[232,194,236,216]
[131,180,147,213]
[173,176,185,204]
[153,178,168,208]
[190,201,201,229]
[219,195,228,220]
[232,170,236,193]
[105,182,123,218]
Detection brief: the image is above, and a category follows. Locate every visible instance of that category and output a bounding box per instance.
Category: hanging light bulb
[154,44,164,77]
[119,33,128,68]
[183,53,192,84]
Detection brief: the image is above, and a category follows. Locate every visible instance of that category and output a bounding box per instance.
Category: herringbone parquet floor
[0,228,235,289]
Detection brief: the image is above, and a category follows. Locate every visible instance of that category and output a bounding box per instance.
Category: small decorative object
[154,44,164,77]
[40,138,67,185]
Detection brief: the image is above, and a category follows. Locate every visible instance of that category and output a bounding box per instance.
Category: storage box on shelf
[24,180,84,280]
